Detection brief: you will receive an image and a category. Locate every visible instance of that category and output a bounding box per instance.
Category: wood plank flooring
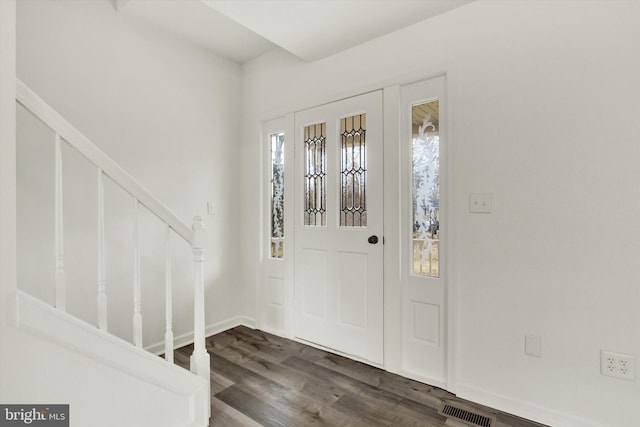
[173,326,547,427]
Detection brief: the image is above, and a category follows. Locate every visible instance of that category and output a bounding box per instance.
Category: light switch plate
[469,193,492,213]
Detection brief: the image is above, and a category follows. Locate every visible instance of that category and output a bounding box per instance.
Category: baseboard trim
[145,316,256,356]
[456,383,602,427]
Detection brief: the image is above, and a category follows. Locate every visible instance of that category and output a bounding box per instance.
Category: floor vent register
[439,403,495,427]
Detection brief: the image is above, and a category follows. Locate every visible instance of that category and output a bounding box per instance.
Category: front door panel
[294,91,383,364]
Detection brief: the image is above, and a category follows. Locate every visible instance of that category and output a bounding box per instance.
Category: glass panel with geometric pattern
[304,123,327,226]
[412,100,440,277]
[270,133,285,258]
[340,114,367,227]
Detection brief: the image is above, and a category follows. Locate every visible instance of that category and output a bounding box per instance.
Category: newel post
[190,216,210,385]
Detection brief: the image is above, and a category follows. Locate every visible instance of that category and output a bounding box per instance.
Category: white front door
[294,91,383,364]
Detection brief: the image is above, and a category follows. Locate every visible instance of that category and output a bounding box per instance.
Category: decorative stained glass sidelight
[412,100,440,277]
[270,133,285,258]
[304,123,327,226]
[340,114,367,227]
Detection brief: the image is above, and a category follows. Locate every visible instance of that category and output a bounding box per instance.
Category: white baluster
[190,216,210,385]
[164,224,174,363]
[97,169,107,331]
[54,134,66,311]
[133,199,142,348]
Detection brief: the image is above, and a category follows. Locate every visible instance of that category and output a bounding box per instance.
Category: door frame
[257,65,458,393]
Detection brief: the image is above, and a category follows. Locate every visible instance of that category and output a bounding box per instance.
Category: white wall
[16,0,242,347]
[240,1,640,426]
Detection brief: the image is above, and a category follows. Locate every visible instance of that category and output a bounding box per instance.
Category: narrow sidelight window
[412,100,440,277]
[270,133,285,258]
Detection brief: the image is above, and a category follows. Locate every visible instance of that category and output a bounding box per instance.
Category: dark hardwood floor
[173,326,547,427]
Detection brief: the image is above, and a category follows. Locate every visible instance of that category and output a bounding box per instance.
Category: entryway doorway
[259,74,452,389]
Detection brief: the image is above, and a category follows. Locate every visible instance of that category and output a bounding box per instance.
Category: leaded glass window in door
[340,114,367,227]
[304,123,327,226]
[412,100,440,277]
[270,132,285,258]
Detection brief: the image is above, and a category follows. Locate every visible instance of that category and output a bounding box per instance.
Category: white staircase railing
[16,79,210,392]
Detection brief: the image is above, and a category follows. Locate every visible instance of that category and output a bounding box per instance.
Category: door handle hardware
[368,235,379,244]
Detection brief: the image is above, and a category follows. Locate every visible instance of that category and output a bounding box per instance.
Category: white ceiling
[117,0,474,64]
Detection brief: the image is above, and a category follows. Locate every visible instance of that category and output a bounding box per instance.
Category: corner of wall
[0,0,17,402]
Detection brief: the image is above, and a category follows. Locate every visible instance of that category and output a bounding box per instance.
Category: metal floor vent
[440,404,493,427]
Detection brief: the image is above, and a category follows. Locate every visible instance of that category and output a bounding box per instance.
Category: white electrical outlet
[601,350,636,381]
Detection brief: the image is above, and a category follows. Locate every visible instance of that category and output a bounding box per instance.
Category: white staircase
[12,80,211,426]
